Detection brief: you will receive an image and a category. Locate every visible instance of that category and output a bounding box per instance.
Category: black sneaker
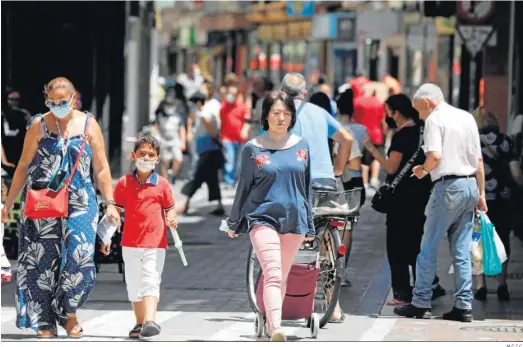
[497,284,510,301]
[141,321,161,338]
[442,306,472,322]
[210,206,225,216]
[393,304,431,319]
[474,287,487,301]
[432,284,446,300]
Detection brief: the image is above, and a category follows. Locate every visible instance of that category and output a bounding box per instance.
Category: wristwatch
[105,200,117,206]
[422,168,430,175]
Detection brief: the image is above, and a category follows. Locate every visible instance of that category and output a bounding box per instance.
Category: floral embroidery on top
[296,148,308,162]
[252,153,271,168]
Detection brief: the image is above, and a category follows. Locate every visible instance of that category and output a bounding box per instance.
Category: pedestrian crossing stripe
[1,307,16,324]
[208,313,303,341]
[2,308,308,343]
[0,307,181,341]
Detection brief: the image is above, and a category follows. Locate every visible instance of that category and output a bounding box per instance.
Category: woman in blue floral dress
[1,77,120,338]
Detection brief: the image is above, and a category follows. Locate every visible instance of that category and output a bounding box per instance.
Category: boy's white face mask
[135,158,156,173]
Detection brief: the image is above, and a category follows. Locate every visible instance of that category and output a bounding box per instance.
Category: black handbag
[371,126,424,214]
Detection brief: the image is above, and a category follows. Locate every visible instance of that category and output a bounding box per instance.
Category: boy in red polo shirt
[104,136,177,339]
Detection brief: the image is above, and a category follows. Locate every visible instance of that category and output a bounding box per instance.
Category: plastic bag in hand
[479,212,502,276]
[471,214,483,275]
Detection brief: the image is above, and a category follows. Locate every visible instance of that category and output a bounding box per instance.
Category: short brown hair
[134,135,161,156]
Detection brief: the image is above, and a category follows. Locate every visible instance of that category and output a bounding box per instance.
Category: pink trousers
[250,225,305,334]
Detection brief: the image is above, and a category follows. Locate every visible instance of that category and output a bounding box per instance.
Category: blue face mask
[46,95,74,119]
[49,104,72,119]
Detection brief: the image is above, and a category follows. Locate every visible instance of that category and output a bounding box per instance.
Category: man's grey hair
[281,73,307,98]
[412,83,445,104]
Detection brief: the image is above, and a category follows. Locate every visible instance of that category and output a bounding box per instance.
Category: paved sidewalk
[380,234,523,341]
[1,183,393,341]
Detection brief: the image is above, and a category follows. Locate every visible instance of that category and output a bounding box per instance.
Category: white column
[121,14,141,173]
[150,27,160,123]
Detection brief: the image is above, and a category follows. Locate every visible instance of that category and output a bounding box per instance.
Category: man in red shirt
[220,83,248,186]
[350,71,371,99]
[353,87,386,189]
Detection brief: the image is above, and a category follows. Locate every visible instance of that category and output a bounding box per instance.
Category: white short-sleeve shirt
[422,102,482,181]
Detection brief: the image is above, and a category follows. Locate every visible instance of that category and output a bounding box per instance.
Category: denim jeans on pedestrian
[412,177,479,310]
[223,140,243,186]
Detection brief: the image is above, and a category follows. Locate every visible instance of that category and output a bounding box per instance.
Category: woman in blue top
[224,90,314,342]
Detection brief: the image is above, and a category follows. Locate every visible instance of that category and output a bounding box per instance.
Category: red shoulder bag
[24,118,89,220]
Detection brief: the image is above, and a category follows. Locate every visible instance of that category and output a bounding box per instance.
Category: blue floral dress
[16,113,99,333]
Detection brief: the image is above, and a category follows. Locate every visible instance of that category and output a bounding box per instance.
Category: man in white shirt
[394,84,487,322]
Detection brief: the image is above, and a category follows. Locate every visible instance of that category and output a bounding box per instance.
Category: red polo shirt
[220,101,247,143]
[353,95,385,145]
[114,171,175,249]
[350,76,370,99]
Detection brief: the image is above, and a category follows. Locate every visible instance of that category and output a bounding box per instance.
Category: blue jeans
[223,140,243,186]
[412,177,479,310]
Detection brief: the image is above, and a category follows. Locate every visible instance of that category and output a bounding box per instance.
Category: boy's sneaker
[141,321,161,338]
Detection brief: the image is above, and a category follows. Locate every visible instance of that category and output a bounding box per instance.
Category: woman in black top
[363,94,444,305]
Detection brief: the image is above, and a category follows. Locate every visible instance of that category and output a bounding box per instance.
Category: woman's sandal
[329,309,346,323]
[62,318,84,338]
[36,330,56,338]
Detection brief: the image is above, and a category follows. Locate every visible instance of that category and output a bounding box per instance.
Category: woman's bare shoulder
[27,112,49,130]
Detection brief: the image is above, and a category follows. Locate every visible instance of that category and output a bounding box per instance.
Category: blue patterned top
[16,112,99,332]
[226,137,314,237]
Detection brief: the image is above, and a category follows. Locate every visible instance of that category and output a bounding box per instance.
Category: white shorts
[122,247,166,302]
[161,145,183,162]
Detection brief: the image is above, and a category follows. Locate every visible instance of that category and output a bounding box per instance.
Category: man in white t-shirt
[394,84,486,323]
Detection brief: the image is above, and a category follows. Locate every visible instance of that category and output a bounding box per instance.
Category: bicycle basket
[312,188,362,216]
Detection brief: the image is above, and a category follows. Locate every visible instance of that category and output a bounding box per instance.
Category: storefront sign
[311,13,356,41]
[247,1,288,24]
[286,0,314,17]
[258,21,312,41]
[337,17,356,41]
[199,13,252,31]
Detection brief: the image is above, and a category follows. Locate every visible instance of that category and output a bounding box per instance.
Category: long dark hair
[385,93,421,125]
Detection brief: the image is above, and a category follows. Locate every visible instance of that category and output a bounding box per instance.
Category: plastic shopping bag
[450,214,483,275]
[483,213,508,265]
[479,212,503,276]
[471,214,483,275]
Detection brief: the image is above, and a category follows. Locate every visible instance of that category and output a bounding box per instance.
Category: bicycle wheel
[246,245,262,313]
[314,224,344,328]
